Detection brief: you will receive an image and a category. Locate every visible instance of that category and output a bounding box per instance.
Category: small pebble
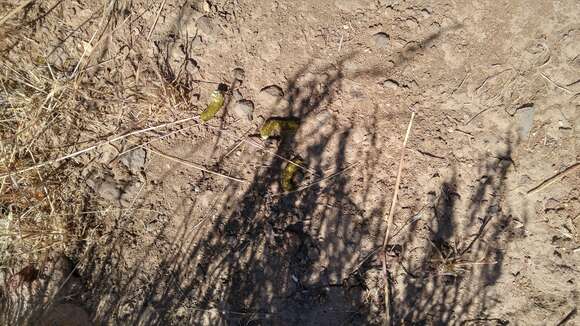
[406,18,419,30]
[232,67,245,81]
[258,85,284,107]
[372,32,390,49]
[382,79,399,89]
[201,0,210,12]
[232,99,254,121]
[120,148,146,174]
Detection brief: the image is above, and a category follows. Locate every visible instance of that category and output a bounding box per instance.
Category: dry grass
[0,60,75,268]
[0,0,188,274]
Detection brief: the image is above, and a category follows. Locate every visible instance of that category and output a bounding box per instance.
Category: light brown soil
[1,0,578,325]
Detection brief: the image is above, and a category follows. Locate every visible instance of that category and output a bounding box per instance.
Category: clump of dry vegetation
[0,0,177,277]
[0,55,76,270]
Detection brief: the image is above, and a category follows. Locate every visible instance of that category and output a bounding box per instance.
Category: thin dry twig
[0,117,198,178]
[220,126,255,161]
[556,307,577,326]
[118,123,199,157]
[69,0,116,79]
[465,105,491,126]
[381,111,416,325]
[26,149,55,215]
[451,71,470,95]
[0,0,35,27]
[148,147,246,183]
[540,72,573,94]
[147,0,167,40]
[527,162,580,195]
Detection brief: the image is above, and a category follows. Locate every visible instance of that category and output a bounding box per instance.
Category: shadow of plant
[390,141,525,325]
[0,7,526,325]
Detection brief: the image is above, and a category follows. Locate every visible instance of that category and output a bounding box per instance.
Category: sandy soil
[1,0,579,325]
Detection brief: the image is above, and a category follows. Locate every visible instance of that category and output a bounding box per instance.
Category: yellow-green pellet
[281,157,303,192]
[259,117,300,140]
[200,90,225,122]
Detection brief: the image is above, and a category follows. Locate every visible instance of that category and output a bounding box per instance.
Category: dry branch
[381,111,416,325]
[0,117,198,178]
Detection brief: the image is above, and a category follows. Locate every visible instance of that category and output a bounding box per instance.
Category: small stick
[148,147,246,183]
[70,0,114,79]
[245,137,320,176]
[220,126,255,160]
[222,139,245,159]
[0,117,198,178]
[0,0,35,27]
[556,307,577,326]
[118,123,199,157]
[147,0,167,40]
[381,111,416,325]
[465,105,491,126]
[527,162,580,195]
[451,71,470,95]
[382,111,416,251]
[26,149,55,215]
[540,72,572,94]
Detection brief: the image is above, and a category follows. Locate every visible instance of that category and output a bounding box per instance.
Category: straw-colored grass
[0,0,174,272]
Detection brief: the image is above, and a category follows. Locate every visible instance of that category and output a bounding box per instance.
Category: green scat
[259,117,300,140]
[281,157,304,192]
[200,90,225,122]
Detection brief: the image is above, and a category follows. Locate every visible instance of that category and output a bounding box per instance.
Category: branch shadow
[392,138,527,325]
[0,15,527,326]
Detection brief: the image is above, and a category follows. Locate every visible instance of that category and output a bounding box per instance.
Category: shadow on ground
[0,12,527,325]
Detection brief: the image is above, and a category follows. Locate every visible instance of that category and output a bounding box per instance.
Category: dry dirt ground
[0,0,579,325]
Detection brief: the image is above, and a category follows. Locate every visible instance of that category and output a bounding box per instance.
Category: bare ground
[0,0,579,325]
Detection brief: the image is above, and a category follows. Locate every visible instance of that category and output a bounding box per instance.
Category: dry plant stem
[0,0,35,27]
[221,127,255,160]
[245,137,320,176]
[556,307,577,326]
[540,72,573,94]
[0,117,198,178]
[526,162,579,195]
[147,0,167,40]
[69,1,114,79]
[201,123,320,176]
[148,147,246,183]
[119,123,200,157]
[26,149,55,215]
[381,111,416,325]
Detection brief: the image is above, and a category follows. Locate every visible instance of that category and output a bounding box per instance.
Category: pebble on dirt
[372,32,390,49]
[258,85,284,108]
[232,99,254,121]
[120,148,146,174]
[382,79,400,90]
[232,68,245,81]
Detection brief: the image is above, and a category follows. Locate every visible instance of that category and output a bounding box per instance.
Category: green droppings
[200,90,225,122]
[281,157,304,192]
[259,117,300,140]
